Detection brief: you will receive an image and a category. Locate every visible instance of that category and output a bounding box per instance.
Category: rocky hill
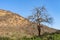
[0,9,57,38]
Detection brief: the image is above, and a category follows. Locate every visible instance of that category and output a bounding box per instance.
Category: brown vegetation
[0,9,57,38]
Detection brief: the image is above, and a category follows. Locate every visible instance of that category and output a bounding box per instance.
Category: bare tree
[28,6,53,36]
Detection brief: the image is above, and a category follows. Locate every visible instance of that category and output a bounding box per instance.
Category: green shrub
[0,33,60,40]
[0,37,11,40]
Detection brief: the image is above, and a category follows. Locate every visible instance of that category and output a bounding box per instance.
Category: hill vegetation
[0,32,60,40]
[0,9,59,40]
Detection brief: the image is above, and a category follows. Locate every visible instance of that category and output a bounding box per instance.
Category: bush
[0,37,11,40]
[0,33,60,40]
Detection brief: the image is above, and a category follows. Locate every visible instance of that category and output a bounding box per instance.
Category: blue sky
[0,0,60,29]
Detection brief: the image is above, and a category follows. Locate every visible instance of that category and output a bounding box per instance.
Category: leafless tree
[28,6,53,36]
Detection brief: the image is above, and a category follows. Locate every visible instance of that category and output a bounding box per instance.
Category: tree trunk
[37,24,41,37]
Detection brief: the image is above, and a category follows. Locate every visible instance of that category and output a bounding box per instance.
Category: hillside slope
[0,9,57,37]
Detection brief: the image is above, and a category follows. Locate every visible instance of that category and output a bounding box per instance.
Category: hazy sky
[0,0,60,29]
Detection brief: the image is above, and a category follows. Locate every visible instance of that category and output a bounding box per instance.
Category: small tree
[28,6,53,37]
